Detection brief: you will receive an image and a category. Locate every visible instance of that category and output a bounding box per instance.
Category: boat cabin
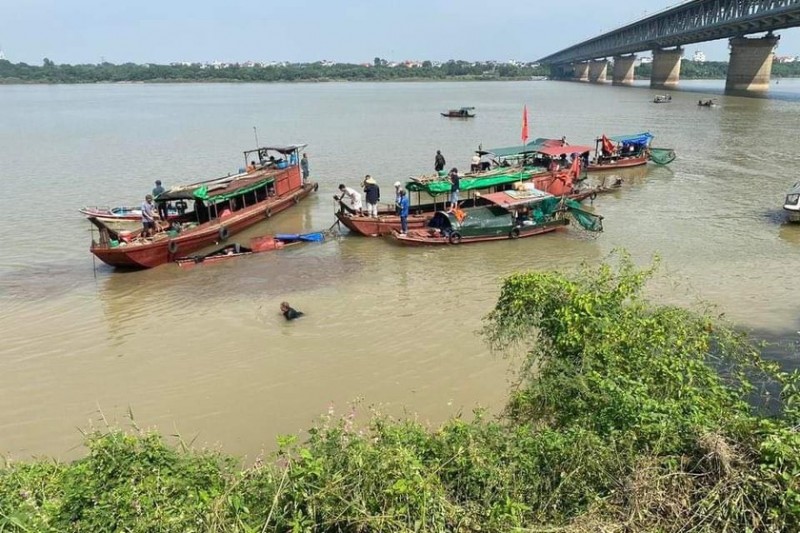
[153,144,306,226]
[427,188,559,238]
[784,181,800,222]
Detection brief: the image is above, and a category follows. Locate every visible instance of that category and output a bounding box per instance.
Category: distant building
[693,50,706,62]
[639,56,653,64]
[0,48,5,61]
[775,55,797,63]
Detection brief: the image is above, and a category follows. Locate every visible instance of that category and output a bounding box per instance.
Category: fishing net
[649,148,677,165]
[564,199,604,232]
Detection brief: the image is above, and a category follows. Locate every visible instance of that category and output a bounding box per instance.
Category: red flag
[521,105,529,145]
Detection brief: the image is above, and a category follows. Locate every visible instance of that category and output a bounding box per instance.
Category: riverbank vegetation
[2,255,799,531]
[3,58,800,84]
[0,59,547,84]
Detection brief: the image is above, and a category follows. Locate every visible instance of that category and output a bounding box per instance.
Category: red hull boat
[89,145,316,269]
[586,153,649,171]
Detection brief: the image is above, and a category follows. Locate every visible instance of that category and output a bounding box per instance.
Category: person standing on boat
[470,153,481,172]
[363,175,380,217]
[301,153,309,182]
[393,181,403,214]
[152,180,169,221]
[434,150,446,173]
[336,183,363,215]
[397,189,409,235]
[448,168,460,211]
[141,194,156,238]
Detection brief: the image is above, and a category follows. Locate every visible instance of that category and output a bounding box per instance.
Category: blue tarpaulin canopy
[608,132,653,146]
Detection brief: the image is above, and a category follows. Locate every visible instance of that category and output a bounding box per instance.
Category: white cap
[393,181,402,187]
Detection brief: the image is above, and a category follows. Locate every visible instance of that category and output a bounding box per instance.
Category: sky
[1,0,799,65]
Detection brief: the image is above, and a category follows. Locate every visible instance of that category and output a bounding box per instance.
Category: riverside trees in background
[1,254,799,531]
[0,59,548,84]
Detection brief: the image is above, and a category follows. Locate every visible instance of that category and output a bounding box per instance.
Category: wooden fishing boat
[586,132,676,171]
[441,107,475,118]
[391,188,603,246]
[653,94,672,103]
[335,144,596,237]
[88,144,317,269]
[175,232,325,268]
[697,99,717,107]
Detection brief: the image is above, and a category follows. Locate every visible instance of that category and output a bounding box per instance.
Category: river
[1,79,799,459]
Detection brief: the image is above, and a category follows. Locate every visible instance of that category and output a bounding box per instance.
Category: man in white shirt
[336,183,363,215]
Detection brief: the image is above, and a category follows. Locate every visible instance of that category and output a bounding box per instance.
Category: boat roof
[157,170,278,202]
[535,144,593,157]
[480,138,586,158]
[480,188,554,208]
[244,144,307,157]
[607,132,653,144]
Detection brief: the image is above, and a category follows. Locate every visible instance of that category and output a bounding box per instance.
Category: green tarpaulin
[192,177,275,202]
[405,169,538,196]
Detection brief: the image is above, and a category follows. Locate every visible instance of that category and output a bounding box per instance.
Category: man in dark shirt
[448,168,460,211]
[280,301,304,321]
[434,150,446,173]
[152,180,168,221]
[363,175,381,217]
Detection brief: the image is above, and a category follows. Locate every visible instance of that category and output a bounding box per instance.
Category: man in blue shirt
[397,189,410,235]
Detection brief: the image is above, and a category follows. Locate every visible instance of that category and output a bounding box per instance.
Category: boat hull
[586,154,649,172]
[90,183,316,269]
[785,209,800,223]
[391,219,568,246]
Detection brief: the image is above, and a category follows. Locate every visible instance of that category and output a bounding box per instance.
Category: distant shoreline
[1,76,798,86]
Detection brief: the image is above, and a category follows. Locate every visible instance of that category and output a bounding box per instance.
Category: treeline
[0,58,550,84]
[635,59,800,79]
[2,256,799,531]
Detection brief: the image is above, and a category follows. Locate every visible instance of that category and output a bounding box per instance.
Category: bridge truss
[539,0,800,64]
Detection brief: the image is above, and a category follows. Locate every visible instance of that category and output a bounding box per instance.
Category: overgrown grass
[2,253,799,532]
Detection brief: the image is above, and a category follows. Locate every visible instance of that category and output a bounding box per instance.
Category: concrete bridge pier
[573,62,590,82]
[612,55,636,85]
[650,47,683,90]
[589,60,608,83]
[726,34,780,93]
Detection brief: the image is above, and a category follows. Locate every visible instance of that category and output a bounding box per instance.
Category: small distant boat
[784,182,800,222]
[653,94,672,103]
[530,76,549,81]
[697,99,717,107]
[441,107,475,118]
[391,189,602,246]
[175,232,325,267]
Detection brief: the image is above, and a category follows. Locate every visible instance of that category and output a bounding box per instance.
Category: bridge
[538,0,800,93]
